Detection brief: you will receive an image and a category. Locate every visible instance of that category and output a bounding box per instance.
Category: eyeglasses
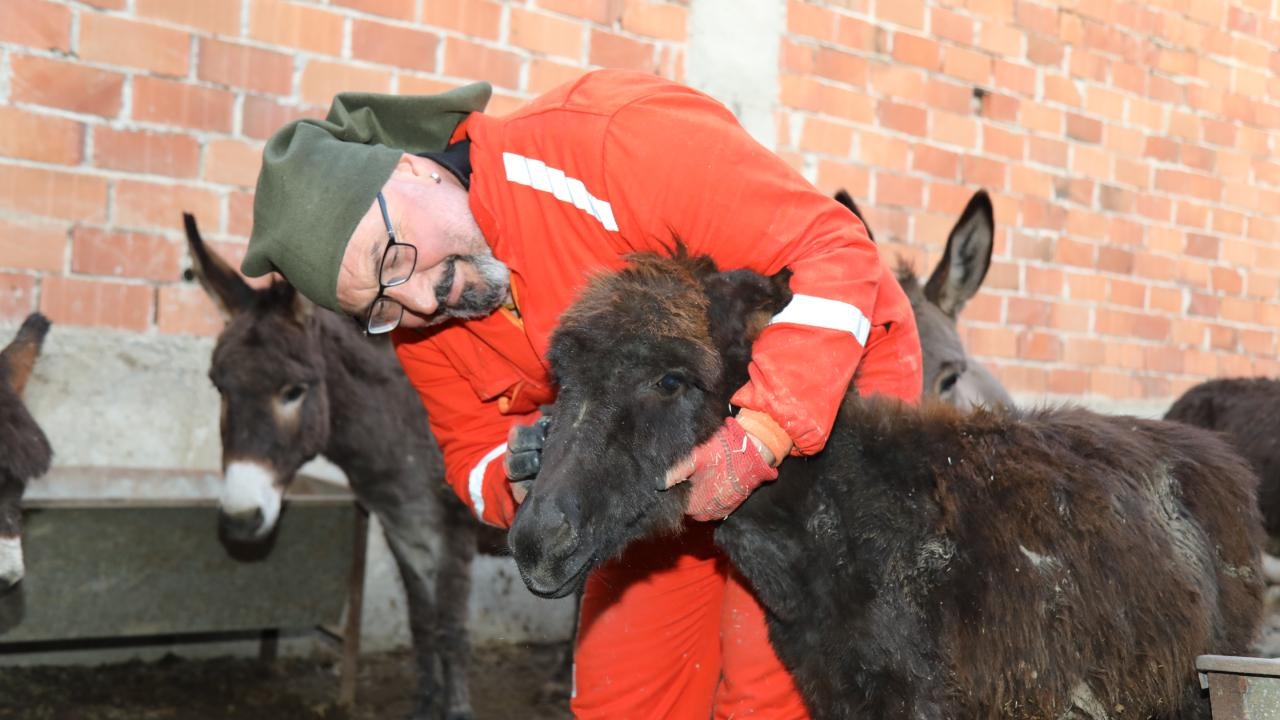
[363,192,419,335]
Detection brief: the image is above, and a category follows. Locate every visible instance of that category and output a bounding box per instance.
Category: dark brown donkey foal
[183,216,483,720]
[0,314,53,592]
[509,252,1264,719]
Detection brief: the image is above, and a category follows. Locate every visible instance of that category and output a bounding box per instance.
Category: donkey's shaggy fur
[510,253,1265,719]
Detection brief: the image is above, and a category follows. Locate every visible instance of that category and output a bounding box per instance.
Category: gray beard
[426,253,511,327]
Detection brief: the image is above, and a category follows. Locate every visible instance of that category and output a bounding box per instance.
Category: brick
[442,38,525,89]
[300,60,394,106]
[927,80,974,115]
[332,0,415,20]
[1097,246,1134,274]
[242,97,320,141]
[136,0,240,35]
[40,276,153,331]
[816,161,871,200]
[877,100,927,136]
[979,24,1024,58]
[912,146,959,179]
[133,77,235,133]
[1013,166,1054,199]
[586,29,655,73]
[1185,233,1218,260]
[930,112,978,148]
[853,131,911,172]
[819,84,876,124]
[0,274,37,321]
[0,106,82,165]
[0,164,107,222]
[524,59,581,94]
[1023,197,1066,230]
[1048,369,1088,395]
[422,0,504,38]
[1026,36,1063,66]
[157,284,224,336]
[508,8,583,59]
[962,155,1007,189]
[113,180,220,233]
[204,139,264,188]
[835,15,878,51]
[875,173,925,207]
[930,7,974,44]
[0,0,70,50]
[892,33,941,70]
[814,47,870,85]
[1065,113,1102,143]
[942,46,992,84]
[876,0,924,29]
[1020,103,1063,135]
[536,0,623,24]
[1010,233,1053,262]
[981,92,1019,123]
[788,0,838,42]
[621,0,686,40]
[982,124,1024,159]
[1155,170,1222,202]
[1017,330,1061,361]
[249,0,345,55]
[1014,1,1058,35]
[1043,74,1081,106]
[198,39,295,96]
[72,227,181,282]
[868,63,927,100]
[1110,62,1145,95]
[0,217,68,272]
[799,117,853,156]
[9,55,124,118]
[79,14,190,77]
[93,128,199,179]
[1068,51,1109,82]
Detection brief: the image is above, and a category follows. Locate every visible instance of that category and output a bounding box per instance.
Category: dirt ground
[0,642,573,720]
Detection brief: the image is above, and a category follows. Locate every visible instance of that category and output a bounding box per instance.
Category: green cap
[242,82,493,312]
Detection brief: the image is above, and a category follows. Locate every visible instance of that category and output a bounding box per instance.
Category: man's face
[336,161,510,331]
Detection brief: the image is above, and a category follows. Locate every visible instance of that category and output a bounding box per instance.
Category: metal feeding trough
[1197,654,1280,719]
[0,466,367,701]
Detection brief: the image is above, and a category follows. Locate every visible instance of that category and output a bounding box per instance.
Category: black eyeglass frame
[363,192,419,335]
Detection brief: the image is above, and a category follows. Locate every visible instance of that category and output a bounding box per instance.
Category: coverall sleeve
[599,89,889,456]
[393,336,535,528]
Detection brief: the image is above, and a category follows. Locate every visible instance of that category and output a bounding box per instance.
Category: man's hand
[505,414,551,504]
[663,417,779,521]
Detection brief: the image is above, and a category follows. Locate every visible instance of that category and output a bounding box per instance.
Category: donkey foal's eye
[280,384,308,403]
[656,373,684,395]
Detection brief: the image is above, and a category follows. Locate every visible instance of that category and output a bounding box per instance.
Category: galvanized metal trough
[0,466,366,700]
[1198,654,1280,719]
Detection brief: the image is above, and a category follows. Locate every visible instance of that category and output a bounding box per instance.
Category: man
[243,69,922,719]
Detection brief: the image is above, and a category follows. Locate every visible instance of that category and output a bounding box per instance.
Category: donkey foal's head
[508,253,791,598]
[0,313,52,591]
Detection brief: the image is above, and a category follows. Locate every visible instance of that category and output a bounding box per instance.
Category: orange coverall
[393,70,923,719]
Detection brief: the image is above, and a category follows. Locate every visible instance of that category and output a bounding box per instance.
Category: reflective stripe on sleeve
[769,294,872,346]
[468,443,509,519]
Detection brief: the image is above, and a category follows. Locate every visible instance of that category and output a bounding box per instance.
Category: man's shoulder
[513,70,697,119]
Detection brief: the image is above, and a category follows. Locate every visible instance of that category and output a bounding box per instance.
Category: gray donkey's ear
[183,213,256,321]
[924,189,994,319]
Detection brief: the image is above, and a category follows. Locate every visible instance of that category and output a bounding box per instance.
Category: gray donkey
[183,214,485,720]
[835,189,1013,410]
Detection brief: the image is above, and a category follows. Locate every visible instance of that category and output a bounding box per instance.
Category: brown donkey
[509,252,1264,719]
[835,189,1013,410]
[0,314,53,592]
[183,215,481,720]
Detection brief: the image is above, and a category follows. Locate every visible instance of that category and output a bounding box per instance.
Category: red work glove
[663,417,779,522]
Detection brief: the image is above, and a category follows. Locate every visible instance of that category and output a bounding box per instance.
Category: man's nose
[385,275,439,316]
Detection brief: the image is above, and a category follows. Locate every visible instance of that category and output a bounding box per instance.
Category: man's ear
[390,152,432,180]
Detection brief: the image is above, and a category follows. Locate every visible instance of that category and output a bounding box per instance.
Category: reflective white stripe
[468,442,509,519]
[769,294,872,346]
[502,151,619,231]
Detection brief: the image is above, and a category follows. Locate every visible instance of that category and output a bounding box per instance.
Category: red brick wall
[1,0,1278,404]
[0,0,686,337]
[780,0,1280,401]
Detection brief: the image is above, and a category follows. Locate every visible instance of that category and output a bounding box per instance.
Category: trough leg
[339,505,370,707]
